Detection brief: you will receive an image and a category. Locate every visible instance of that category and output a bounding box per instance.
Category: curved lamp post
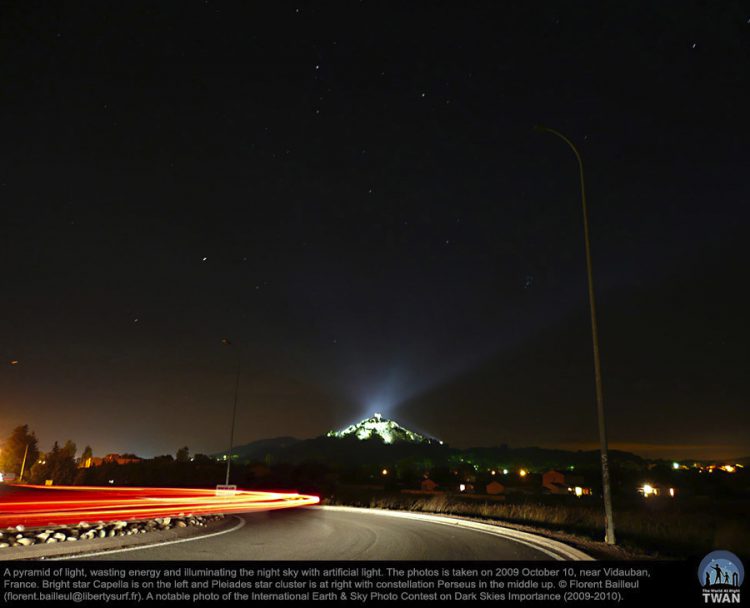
[534,125,616,545]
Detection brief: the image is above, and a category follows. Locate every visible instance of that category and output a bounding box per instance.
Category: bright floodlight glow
[574,486,583,497]
[503,469,509,475]
[327,414,433,445]
[642,484,655,497]
[672,462,680,470]
[459,484,466,492]
[381,468,388,476]
[669,487,675,497]
[519,469,527,477]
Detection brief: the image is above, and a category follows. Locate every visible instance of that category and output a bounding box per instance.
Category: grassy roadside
[322,491,750,560]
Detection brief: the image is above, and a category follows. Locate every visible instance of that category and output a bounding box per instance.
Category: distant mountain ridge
[213,436,300,462]
[212,415,649,471]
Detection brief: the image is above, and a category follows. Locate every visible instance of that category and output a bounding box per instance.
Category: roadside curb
[0,517,237,561]
[315,505,593,561]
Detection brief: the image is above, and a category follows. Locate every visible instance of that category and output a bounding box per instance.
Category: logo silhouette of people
[713,563,724,585]
[705,571,711,587]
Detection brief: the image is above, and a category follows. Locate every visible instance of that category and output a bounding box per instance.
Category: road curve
[66,506,589,561]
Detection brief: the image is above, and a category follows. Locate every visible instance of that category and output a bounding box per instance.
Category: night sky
[2,2,748,460]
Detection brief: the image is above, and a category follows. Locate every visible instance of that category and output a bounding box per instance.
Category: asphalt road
[70,507,587,561]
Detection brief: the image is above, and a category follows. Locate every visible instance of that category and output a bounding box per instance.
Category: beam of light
[0,485,319,527]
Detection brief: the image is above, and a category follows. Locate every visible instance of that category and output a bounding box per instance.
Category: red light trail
[0,485,319,527]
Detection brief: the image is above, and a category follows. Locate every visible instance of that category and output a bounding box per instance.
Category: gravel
[0,514,225,549]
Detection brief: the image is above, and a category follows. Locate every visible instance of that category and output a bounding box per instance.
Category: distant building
[638,483,676,498]
[485,480,505,495]
[102,454,142,466]
[78,457,103,468]
[542,470,590,496]
[542,470,569,494]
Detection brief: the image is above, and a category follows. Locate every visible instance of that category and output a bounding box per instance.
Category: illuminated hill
[326,413,441,445]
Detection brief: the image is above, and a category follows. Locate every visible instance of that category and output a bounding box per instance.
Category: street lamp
[19,444,29,482]
[221,338,242,485]
[534,125,616,545]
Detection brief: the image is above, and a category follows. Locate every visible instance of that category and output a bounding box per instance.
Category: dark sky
[1,2,748,460]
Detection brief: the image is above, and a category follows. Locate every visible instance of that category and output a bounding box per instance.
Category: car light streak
[0,485,319,527]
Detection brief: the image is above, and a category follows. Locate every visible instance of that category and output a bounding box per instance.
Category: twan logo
[698,551,743,604]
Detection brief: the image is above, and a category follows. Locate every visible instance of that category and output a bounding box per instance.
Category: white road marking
[316,506,593,561]
[51,516,246,560]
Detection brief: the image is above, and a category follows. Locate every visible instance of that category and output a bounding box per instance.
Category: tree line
[0,424,196,486]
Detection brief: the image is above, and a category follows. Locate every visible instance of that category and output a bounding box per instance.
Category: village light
[672,462,680,470]
[641,484,655,497]
[459,484,466,492]
[503,469,509,475]
[574,486,583,497]
[381,468,388,476]
[519,469,528,477]
[669,488,675,497]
